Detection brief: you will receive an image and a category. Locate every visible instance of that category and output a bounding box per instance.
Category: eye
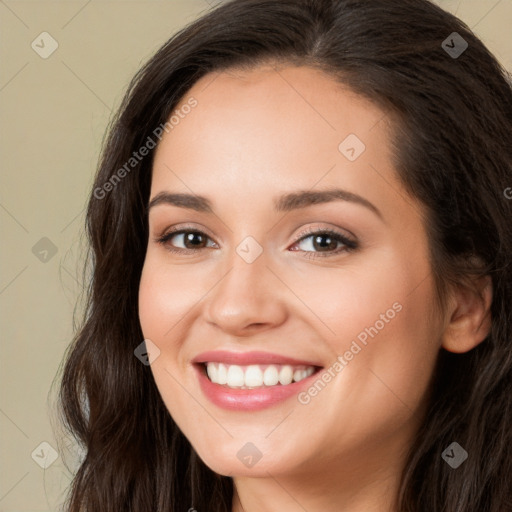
[154,225,358,258]
[155,227,217,254]
[289,227,357,259]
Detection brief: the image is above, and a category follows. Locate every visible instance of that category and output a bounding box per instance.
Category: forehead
[150,64,406,220]
[166,64,390,154]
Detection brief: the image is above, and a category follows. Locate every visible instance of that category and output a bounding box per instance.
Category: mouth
[191,350,324,411]
[197,362,322,389]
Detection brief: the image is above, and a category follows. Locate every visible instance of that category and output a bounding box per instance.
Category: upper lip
[192,350,322,367]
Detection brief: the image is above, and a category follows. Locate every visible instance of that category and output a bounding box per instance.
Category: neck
[232,464,400,512]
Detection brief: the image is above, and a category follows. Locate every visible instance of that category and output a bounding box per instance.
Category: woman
[56,0,512,510]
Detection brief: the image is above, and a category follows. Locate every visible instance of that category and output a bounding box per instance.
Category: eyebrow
[147,188,383,220]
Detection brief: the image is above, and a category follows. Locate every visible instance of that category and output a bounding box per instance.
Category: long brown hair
[55,0,512,510]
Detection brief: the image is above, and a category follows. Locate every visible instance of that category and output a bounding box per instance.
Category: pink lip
[192,350,321,367]
[193,364,322,411]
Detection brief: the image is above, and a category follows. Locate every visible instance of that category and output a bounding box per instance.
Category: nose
[202,248,288,336]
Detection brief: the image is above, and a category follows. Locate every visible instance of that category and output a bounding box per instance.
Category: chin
[193,439,301,478]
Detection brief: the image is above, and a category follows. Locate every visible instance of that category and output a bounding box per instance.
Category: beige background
[0,0,510,510]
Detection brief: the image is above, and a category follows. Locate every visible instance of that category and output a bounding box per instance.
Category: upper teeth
[205,363,316,388]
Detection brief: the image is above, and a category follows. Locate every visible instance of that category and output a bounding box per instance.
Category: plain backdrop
[1,0,511,510]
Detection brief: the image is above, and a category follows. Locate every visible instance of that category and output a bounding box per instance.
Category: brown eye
[178,231,208,249]
[306,233,339,252]
[290,228,358,259]
[156,229,217,253]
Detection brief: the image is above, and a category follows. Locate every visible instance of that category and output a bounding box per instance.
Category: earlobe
[441,275,493,354]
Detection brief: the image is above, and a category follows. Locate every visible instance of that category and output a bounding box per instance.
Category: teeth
[206,363,217,382]
[226,365,245,387]
[217,363,227,385]
[204,363,316,389]
[263,365,279,386]
[279,365,293,385]
[245,365,263,387]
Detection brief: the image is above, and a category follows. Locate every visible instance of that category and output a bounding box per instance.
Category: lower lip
[194,364,322,411]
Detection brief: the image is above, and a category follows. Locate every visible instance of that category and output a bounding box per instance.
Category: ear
[441,274,493,353]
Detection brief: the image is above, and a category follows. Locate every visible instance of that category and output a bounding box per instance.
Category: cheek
[138,256,204,341]
[314,250,440,414]
[286,253,423,349]
[376,283,440,399]
[331,275,439,422]
[138,263,169,341]
[138,259,200,428]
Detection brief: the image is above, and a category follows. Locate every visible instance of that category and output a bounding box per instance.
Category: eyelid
[155,222,218,243]
[293,223,356,243]
[155,222,355,241]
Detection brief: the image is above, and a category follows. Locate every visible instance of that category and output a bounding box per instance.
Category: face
[138,64,445,480]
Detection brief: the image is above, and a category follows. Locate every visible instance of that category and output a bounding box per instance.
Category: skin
[138,63,492,512]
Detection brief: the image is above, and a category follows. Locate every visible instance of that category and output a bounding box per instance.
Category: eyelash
[154,225,358,259]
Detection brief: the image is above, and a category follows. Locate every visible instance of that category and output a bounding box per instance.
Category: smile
[192,350,324,411]
[204,362,316,389]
